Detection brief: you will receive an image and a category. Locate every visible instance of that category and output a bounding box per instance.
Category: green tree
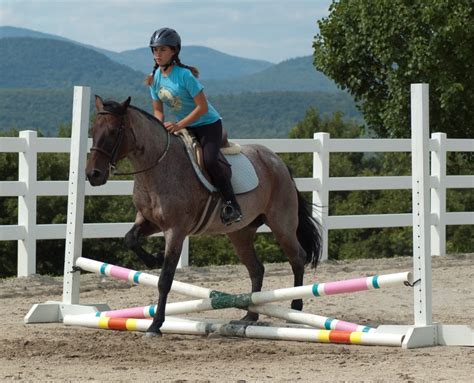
[313,0,474,138]
[283,109,416,259]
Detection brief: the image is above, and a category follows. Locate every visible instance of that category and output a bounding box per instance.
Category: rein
[91,109,171,176]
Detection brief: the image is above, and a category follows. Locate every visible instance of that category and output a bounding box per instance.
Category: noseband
[90,109,170,176]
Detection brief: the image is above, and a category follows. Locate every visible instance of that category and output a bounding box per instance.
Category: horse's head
[86,95,133,186]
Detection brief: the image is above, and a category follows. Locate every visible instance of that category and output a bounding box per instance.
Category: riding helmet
[149,28,181,52]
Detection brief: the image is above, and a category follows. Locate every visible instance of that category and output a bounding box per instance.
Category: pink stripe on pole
[109,265,132,281]
[102,307,146,318]
[333,320,359,332]
[323,277,369,295]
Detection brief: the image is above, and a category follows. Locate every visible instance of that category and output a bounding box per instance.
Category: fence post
[430,133,447,256]
[313,132,330,261]
[411,83,432,326]
[62,86,91,305]
[17,130,38,277]
[178,237,189,268]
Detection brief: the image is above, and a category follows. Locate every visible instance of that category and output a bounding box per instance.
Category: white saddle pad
[225,153,259,195]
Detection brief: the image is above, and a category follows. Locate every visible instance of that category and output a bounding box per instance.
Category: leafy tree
[313,0,474,138]
[283,107,472,259]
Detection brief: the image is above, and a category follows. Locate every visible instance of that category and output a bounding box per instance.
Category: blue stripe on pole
[372,276,380,289]
[312,284,320,296]
[324,318,334,330]
[100,263,108,275]
[133,271,142,284]
[149,305,156,317]
[362,327,371,333]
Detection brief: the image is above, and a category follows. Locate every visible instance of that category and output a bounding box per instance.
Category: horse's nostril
[87,169,101,179]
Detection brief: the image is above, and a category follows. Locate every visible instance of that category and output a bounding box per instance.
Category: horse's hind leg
[227,225,264,322]
[124,212,164,269]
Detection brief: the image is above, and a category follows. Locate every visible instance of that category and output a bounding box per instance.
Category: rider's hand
[164,121,182,133]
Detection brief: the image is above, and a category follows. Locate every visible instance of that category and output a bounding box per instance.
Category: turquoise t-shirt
[149,65,221,127]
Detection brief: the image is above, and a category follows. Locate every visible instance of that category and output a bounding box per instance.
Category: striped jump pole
[63,315,403,347]
[76,257,411,331]
[93,303,375,333]
[75,257,211,298]
[81,269,412,313]
[76,257,413,307]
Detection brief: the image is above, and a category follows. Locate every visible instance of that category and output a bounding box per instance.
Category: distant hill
[118,46,274,80]
[0,25,70,41]
[0,37,145,92]
[0,26,274,80]
[0,25,125,63]
[0,26,338,92]
[0,27,361,138]
[0,88,361,137]
[0,34,341,97]
[203,56,340,95]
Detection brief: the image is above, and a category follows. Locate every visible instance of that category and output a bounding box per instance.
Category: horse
[85,95,322,337]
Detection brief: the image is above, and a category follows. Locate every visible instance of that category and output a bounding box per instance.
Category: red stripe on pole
[108,317,128,330]
[328,330,352,343]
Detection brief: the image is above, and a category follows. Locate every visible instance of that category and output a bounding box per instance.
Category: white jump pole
[90,303,375,333]
[75,256,412,309]
[63,315,403,347]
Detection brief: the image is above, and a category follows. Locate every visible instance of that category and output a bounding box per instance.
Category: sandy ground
[1,254,473,382]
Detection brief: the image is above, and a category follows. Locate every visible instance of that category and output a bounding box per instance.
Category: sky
[0,0,333,63]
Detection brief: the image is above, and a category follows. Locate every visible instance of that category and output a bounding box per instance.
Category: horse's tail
[296,188,323,269]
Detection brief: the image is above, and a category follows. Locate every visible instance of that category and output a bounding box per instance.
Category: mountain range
[0,26,274,80]
[0,26,359,137]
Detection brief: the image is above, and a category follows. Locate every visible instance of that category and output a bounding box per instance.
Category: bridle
[90,109,171,176]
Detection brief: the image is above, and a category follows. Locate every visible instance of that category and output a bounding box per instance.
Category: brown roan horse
[86,96,322,337]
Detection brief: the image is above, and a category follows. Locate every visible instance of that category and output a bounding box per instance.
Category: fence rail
[1,127,473,277]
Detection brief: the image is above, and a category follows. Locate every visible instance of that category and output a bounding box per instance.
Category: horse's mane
[129,105,165,128]
[101,100,165,128]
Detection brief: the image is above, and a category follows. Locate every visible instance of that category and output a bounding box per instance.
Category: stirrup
[220,201,243,225]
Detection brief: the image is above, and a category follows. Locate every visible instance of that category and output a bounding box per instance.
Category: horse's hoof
[144,330,162,338]
[240,313,259,322]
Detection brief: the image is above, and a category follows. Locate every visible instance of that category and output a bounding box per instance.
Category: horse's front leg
[145,230,185,337]
[124,211,163,269]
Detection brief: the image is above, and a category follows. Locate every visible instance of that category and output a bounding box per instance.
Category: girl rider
[145,27,242,225]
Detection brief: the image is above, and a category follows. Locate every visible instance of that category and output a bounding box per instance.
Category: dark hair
[145,47,199,86]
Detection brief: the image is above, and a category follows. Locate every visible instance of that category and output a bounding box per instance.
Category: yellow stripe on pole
[126,319,138,331]
[317,330,331,342]
[98,317,109,329]
[350,331,363,344]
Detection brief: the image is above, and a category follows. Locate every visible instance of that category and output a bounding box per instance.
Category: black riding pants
[190,120,235,201]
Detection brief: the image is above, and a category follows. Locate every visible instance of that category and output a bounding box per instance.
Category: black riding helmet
[149,28,181,53]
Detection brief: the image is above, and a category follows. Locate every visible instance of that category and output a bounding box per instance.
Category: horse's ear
[122,96,131,110]
[95,95,104,111]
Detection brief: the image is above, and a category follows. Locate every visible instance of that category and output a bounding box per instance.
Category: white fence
[1,91,473,277]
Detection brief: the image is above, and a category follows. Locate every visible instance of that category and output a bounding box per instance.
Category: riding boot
[219,180,243,225]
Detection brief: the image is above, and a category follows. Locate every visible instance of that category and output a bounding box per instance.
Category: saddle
[175,128,258,235]
[176,128,241,186]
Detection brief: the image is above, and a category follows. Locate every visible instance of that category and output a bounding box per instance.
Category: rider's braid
[145,62,159,86]
[174,56,200,78]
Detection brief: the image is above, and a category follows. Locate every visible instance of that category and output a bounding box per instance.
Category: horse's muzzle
[86,168,108,186]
